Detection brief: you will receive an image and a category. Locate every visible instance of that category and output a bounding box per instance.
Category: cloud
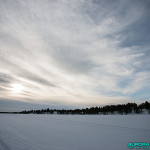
[0,0,150,110]
[0,98,74,112]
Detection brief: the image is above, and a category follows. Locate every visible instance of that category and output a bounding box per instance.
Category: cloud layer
[0,0,150,111]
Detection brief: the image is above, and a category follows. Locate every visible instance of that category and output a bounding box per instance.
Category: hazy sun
[12,83,23,93]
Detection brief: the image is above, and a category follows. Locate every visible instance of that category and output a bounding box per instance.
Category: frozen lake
[0,114,150,150]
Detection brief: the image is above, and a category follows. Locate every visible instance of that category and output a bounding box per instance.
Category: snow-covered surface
[0,114,150,150]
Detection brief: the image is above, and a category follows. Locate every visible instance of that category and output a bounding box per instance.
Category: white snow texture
[0,114,150,150]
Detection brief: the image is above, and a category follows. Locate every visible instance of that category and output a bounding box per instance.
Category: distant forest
[18,101,150,115]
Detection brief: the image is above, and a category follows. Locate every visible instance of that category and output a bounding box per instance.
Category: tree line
[18,101,150,115]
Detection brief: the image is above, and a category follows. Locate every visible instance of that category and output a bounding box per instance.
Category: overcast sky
[0,0,150,111]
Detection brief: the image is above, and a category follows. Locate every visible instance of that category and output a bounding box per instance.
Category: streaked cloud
[0,0,150,111]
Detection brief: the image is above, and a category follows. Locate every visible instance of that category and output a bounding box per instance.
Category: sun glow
[12,83,23,93]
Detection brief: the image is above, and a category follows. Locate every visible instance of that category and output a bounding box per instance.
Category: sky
[0,0,150,111]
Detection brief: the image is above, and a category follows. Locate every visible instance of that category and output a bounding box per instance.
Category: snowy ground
[0,114,150,150]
